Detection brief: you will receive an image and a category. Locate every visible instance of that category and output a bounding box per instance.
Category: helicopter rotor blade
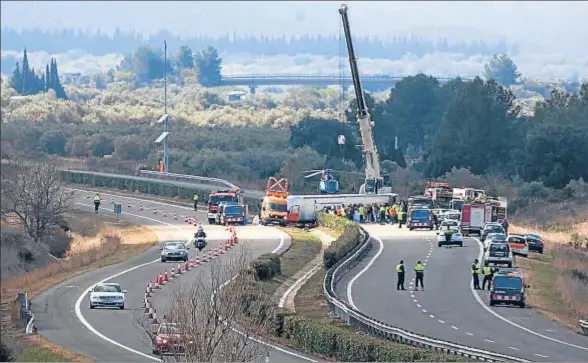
[304,171,323,178]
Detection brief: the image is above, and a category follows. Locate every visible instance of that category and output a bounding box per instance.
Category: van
[507,235,528,258]
[490,269,529,308]
[408,208,434,231]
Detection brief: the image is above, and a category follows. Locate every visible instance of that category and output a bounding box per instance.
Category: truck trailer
[285,193,398,225]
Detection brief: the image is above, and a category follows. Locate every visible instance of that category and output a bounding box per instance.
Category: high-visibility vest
[415,263,425,272]
[397,211,404,221]
[396,264,404,273]
[340,208,346,217]
[483,266,492,276]
[359,207,365,216]
[472,263,480,274]
[94,195,101,201]
[390,207,396,216]
[193,194,199,201]
[379,206,385,213]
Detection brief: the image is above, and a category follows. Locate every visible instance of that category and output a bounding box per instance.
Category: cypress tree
[10,61,22,93]
[21,49,30,94]
[45,63,51,91]
[49,58,67,99]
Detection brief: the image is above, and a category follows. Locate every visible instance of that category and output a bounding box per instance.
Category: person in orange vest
[389,206,397,224]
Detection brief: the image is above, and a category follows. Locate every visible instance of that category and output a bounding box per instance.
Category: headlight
[90,295,99,301]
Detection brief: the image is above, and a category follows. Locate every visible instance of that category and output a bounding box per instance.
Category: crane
[338,4,390,194]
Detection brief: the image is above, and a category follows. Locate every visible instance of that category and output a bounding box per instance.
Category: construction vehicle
[425,181,453,209]
[339,4,391,195]
[207,190,241,224]
[260,177,289,226]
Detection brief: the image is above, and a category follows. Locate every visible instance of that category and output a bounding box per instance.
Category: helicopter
[303,169,365,194]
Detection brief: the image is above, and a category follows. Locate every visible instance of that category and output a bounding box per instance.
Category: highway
[31,188,318,362]
[336,225,588,362]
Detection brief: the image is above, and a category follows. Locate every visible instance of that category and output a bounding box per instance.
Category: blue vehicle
[304,169,339,193]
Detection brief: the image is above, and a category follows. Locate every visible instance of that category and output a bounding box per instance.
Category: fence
[17,292,35,334]
[322,227,530,362]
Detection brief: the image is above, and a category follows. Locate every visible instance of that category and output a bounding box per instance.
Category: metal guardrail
[137,170,241,190]
[322,228,529,362]
[17,292,36,334]
[580,319,588,336]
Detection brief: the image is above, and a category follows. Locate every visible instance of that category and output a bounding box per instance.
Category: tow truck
[207,190,240,224]
[260,177,288,226]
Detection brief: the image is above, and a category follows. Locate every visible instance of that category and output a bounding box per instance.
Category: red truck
[461,200,508,236]
[206,190,240,224]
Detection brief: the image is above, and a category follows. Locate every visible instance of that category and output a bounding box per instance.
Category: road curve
[336,226,588,362]
[31,189,319,363]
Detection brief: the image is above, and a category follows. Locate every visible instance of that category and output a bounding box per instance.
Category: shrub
[43,228,73,258]
[319,213,362,269]
[250,253,281,281]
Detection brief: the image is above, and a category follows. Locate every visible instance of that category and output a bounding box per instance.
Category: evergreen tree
[9,61,22,92]
[48,58,67,99]
[194,46,222,87]
[45,64,50,91]
[483,53,521,86]
[21,49,30,94]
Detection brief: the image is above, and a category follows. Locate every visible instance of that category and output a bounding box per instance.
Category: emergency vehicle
[207,190,240,224]
[489,268,528,308]
[424,181,453,209]
[408,208,434,230]
[261,177,289,226]
[217,202,247,225]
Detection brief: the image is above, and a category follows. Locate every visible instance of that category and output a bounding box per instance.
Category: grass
[261,228,322,300]
[510,221,588,331]
[0,209,159,362]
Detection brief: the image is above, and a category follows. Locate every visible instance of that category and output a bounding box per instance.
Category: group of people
[323,201,410,227]
[471,258,496,290]
[395,260,425,290]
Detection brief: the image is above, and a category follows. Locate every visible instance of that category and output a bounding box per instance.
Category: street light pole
[163,40,168,173]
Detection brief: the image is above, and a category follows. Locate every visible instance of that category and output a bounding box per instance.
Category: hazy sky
[2,1,588,57]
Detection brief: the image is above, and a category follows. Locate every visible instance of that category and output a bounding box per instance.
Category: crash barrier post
[580,319,588,336]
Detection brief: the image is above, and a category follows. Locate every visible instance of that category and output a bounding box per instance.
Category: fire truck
[424,181,453,209]
[461,197,508,236]
[207,189,241,224]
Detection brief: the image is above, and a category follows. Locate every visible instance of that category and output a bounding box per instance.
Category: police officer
[414,261,425,291]
[396,260,406,290]
[379,205,386,224]
[472,258,481,290]
[482,261,494,290]
[193,193,199,211]
[397,209,404,228]
[93,193,101,213]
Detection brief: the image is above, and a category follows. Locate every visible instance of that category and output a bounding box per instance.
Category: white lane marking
[484,339,495,343]
[278,262,319,308]
[271,231,287,254]
[470,237,588,352]
[466,332,474,336]
[422,309,427,313]
[534,354,548,358]
[416,304,421,308]
[73,196,299,360]
[413,299,418,303]
[429,314,435,318]
[451,326,459,330]
[438,320,445,324]
[508,347,519,351]
[347,234,384,310]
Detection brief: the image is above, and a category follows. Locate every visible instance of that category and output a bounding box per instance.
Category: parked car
[481,224,506,241]
[489,268,529,308]
[523,233,544,254]
[484,242,514,267]
[89,283,127,310]
[484,233,507,251]
[507,234,529,257]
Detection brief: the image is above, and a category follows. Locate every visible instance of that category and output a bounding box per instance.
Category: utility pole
[155,40,170,173]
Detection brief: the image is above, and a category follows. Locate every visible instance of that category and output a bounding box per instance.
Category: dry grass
[0,210,158,362]
[511,219,588,330]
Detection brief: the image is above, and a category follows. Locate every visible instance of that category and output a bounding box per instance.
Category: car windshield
[165,243,184,250]
[443,219,458,226]
[508,236,526,244]
[225,206,243,215]
[94,284,121,293]
[209,195,238,206]
[268,203,287,212]
[411,210,430,220]
[489,234,507,241]
[486,225,504,233]
[524,234,542,240]
[493,276,522,289]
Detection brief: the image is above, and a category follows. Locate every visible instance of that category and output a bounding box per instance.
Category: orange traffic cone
[177,263,182,274]
[164,270,169,283]
[170,266,175,278]
[184,261,189,271]
[195,254,200,265]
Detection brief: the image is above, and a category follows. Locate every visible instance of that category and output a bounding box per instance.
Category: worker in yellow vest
[482,261,494,290]
[396,260,406,290]
[93,194,101,213]
[193,193,199,211]
[414,261,425,290]
[358,205,365,223]
[472,259,481,290]
[397,210,404,228]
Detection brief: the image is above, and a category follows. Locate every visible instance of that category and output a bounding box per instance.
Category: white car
[441,219,460,228]
[484,233,507,251]
[442,210,461,221]
[89,283,127,309]
[437,226,463,247]
[484,242,513,267]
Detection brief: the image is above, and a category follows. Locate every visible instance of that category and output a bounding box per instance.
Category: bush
[318,213,362,269]
[250,253,281,281]
[43,228,73,258]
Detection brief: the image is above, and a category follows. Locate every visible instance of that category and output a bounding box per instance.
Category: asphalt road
[337,226,588,362]
[31,188,318,363]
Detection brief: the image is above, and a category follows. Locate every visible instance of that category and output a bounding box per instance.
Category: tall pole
[163,40,168,173]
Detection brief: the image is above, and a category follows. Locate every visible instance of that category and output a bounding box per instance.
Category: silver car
[89,283,127,309]
[160,242,189,263]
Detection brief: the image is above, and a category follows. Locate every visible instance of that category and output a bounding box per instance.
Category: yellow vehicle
[260,177,289,226]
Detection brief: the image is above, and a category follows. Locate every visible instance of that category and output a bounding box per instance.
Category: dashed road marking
[416,304,421,308]
[429,314,435,318]
[508,347,519,351]
[438,320,445,324]
[413,299,418,303]
[466,332,474,336]
[484,339,495,343]
[451,325,458,330]
[534,354,548,358]
[422,309,427,313]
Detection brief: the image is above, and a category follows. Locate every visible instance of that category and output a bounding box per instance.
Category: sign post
[114,203,122,222]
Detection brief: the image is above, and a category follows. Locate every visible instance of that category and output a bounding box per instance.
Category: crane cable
[338,15,344,122]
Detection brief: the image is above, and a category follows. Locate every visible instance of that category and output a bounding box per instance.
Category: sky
[2,1,588,57]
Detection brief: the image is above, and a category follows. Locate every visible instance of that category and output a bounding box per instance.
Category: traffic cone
[170,266,175,278]
[128,204,132,208]
[234,233,239,244]
[144,300,151,313]
[221,242,226,254]
[152,310,158,324]
[208,249,213,260]
[177,263,182,274]
[174,214,178,220]
[146,306,153,316]
[184,261,189,271]
[185,217,189,223]
[195,254,200,265]
[189,258,194,268]
[139,205,144,210]
[164,270,169,283]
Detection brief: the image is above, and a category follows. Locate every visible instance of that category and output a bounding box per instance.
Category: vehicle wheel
[519,302,526,308]
[280,222,287,227]
[409,227,413,231]
[161,258,166,263]
[489,300,496,307]
[507,262,512,268]
[89,304,95,309]
[430,227,434,231]
[521,254,528,258]
[438,242,442,247]
[152,349,159,355]
[538,248,543,254]
[184,258,188,262]
[458,242,463,247]
[120,305,125,310]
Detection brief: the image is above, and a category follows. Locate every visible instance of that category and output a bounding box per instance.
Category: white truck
[460,203,486,236]
[285,193,398,225]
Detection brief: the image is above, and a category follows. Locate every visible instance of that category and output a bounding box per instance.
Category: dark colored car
[524,233,544,254]
[481,224,506,241]
[490,269,529,308]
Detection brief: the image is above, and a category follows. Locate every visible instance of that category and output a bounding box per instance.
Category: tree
[176,45,194,69]
[0,160,71,243]
[194,46,222,87]
[9,62,22,93]
[47,58,67,99]
[118,46,165,84]
[483,53,521,86]
[141,246,271,361]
